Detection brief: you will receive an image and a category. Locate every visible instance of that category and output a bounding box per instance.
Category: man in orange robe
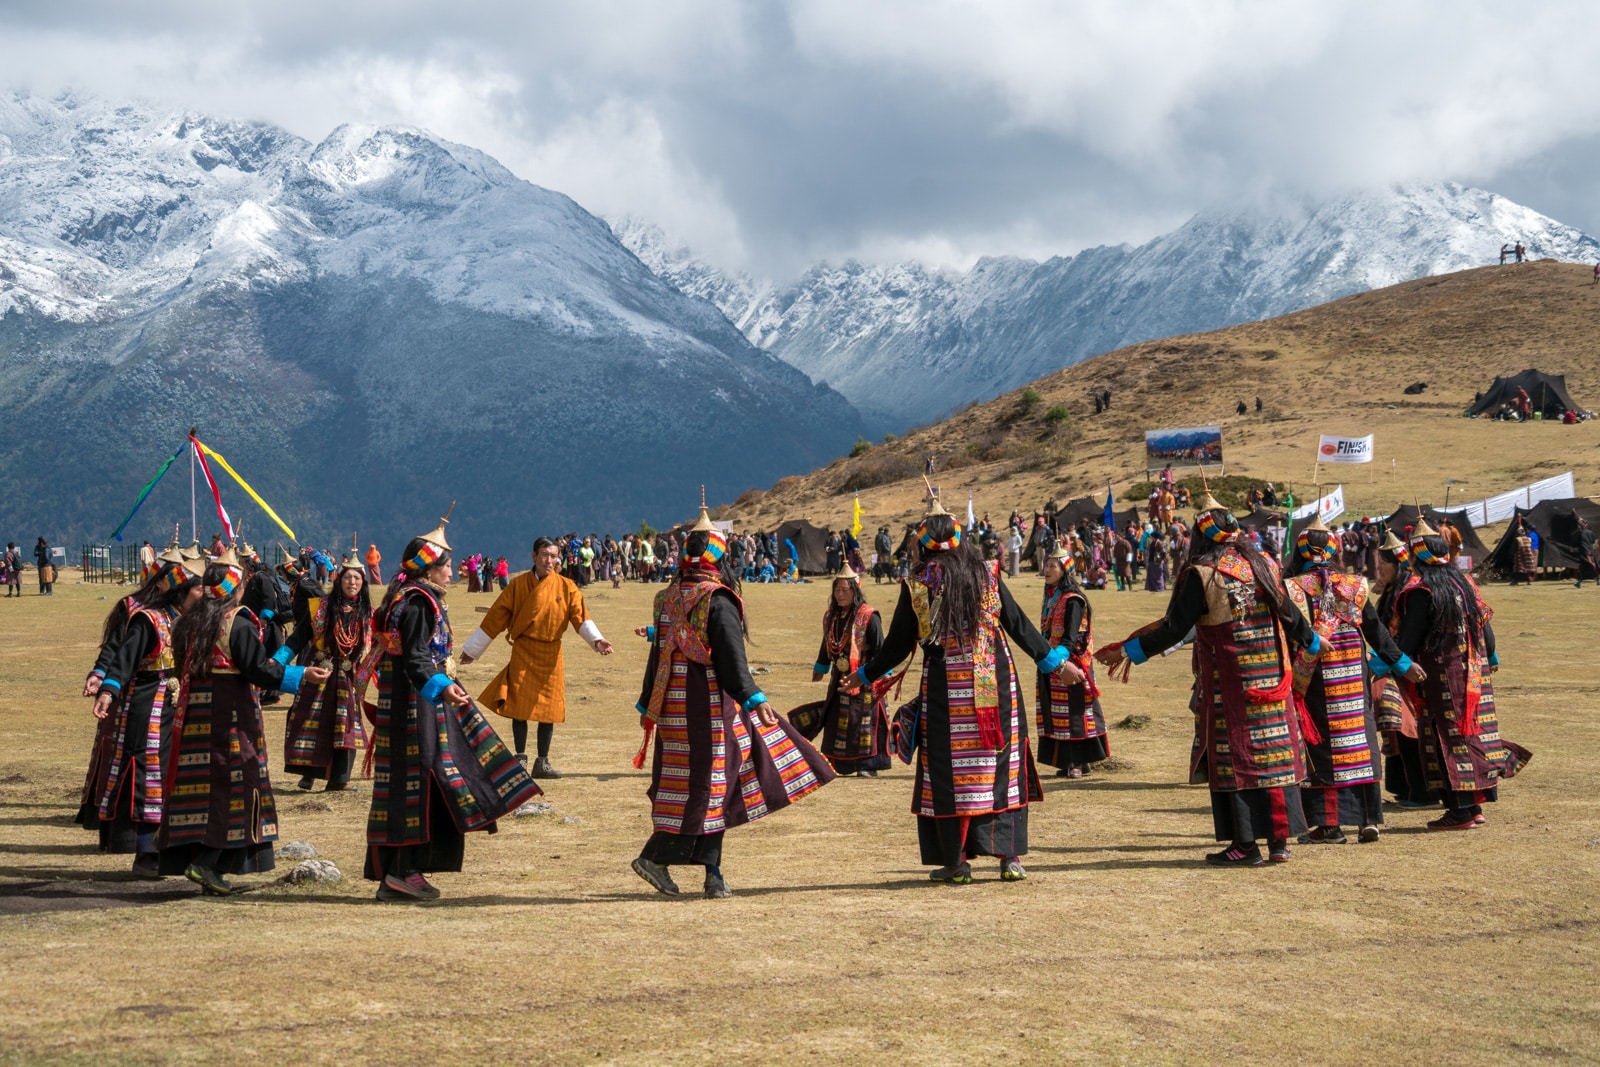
[459,537,613,778]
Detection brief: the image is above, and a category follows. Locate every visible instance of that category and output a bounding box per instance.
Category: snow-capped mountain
[617,185,1600,428]
[0,92,860,549]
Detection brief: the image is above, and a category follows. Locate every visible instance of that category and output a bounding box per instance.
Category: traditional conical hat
[420,503,454,552]
[214,545,241,569]
[1305,510,1330,534]
[157,545,186,567]
[921,475,948,517]
[1411,503,1438,540]
[836,562,860,581]
[339,551,365,574]
[692,485,717,532]
[1380,530,1407,553]
[1047,544,1071,561]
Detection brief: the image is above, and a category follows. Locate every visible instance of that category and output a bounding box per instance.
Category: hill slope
[0,92,860,552]
[619,186,1599,429]
[722,260,1600,536]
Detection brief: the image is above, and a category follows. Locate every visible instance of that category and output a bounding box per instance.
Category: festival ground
[1,571,1596,1065]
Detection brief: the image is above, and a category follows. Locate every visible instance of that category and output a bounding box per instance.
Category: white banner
[1317,433,1374,464]
[1436,472,1576,527]
[1291,484,1346,525]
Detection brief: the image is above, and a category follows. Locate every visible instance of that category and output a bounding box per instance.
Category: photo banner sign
[1317,433,1374,464]
[1145,425,1223,471]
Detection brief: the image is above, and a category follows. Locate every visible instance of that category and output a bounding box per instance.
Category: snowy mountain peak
[616,182,1599,428]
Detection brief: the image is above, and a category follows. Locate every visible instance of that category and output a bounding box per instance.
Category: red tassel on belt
[632,720,655,769]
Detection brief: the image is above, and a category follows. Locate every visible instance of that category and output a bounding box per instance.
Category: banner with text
[1436,471,1576,527]
[1291,484,1346,525]
[1317,433,1374,464]
[1145,425,1223,470]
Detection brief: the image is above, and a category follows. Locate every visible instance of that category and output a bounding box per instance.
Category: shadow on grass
[0,813,80,826]
[0,841,104,855]
[239,878,943,908]
[1025,857,1204,872]
[1030,842,1203,855]
[1042,779,1180,793]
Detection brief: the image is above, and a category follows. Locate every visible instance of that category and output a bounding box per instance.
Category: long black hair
[825,576,867,625]
[683,528,747,636]
[1183,512,1291,622]
[99,565,195,649]
[915,513,989,640]
[327,566,374,643]
[171,564,241,681]
[1411,535,1482,654]
[1375,546,1411,622]
[377,537,449,624]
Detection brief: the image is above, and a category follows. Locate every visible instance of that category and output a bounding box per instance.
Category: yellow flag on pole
[851,493,863,538]
[192,437,298,542]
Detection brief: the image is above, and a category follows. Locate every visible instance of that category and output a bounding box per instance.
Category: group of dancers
[70,482,1529,900]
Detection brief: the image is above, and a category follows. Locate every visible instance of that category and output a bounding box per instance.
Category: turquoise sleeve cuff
[260,609,275,621]
[272,645,292,666]
[1488,652,1499,667]
[420,673,452,704]
[91,669,106,678]
[854,666,871,687]
[99,677,122,693]
[741,692,768,712]
[1125,637,1149,666]
[280,665,304,695]
[1307,633,1322,656]
[1038,646,1069,673]
[646,626,656,642]
[1367,653,1391,677]
[1395,654,1414,675]
[635,702,649,716]
[814,661,830,674]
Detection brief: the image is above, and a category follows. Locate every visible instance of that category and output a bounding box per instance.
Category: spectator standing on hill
[365,543,383,584]
[1593,261,1599,284]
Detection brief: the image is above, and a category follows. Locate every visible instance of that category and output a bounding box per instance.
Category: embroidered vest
[375,584,454,672]
[822,601,876,674]
[128,605,177,673]
[645,579,743,723]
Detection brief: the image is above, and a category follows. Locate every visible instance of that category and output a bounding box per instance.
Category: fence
[80,543,145,584]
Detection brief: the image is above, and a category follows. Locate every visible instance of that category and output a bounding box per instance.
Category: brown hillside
[725,260,1600,533]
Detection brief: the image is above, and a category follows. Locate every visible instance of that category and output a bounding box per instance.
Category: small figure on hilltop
[1499,243,1509,265]
[1593,260,1599,284]
[1235,399,1248,416]
[1515,242,1525,263]
[1255,396,1263,414]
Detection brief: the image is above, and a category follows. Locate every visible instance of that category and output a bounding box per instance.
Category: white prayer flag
[1317,433,1374,464]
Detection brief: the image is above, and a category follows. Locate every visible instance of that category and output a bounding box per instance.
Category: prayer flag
[191,435,297,542]
[1103,482,1114,527]
[109,439,188,542]
[851,494,863,539]
[189,434,233,542]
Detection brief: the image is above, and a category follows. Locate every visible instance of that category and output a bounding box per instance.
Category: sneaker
[1000,857,1027,882]
[403,872,441,900]
[1472,813,1487,826]
[929,862,973,884]
[130,853,162,880]
[859,769,878,778]
[1358,825,1381,843]
[1054,766,1074,777]
[1268,841,1293,863]
[296,775,315,791]
[184,862,233,896]
[1296,827,1327,845]
[631,856,680,896]
[377,873,431,902]
[703,869,732,899]
[530,756,563,779]
[1427,811,1478,831]
[515,753,529,769]
[1320,827,1348,844]
[1205,844,1264,867]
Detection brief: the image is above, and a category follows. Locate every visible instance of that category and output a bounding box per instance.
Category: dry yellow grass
[727,261,1600,536]
[2,567,1597,1065]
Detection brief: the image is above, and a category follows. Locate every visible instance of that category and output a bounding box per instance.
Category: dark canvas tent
[1055,495,1140,531]
[1235,507,1290,534]
[1383,504,1490,560]
[1466,369,1582,418]
[1486,498,1600,574]
[773,518,829,575]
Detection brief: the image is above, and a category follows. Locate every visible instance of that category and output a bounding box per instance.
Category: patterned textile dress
[75,595,140,836]
[634,578,834,867]
[1035,583,1109,769]
[158,607,291,876]
[1390,575,1530,809]
[856,560,1065,867]
[364,583,541,881]
[1285,570,1384,829]
[800,602,890,773]
[77,606,180,854]
[282,600,372,785]
[1121,545,1315,845]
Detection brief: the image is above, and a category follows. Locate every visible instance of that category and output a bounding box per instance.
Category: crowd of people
[62,473,1532,903]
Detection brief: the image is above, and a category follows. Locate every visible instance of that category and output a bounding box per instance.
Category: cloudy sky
[4,1,1599,278]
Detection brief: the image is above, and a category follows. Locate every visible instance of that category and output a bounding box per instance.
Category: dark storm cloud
[3,1,1598,276]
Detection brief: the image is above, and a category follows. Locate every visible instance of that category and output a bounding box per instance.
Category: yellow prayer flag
[194,439,297,542]
[851,494,863,538]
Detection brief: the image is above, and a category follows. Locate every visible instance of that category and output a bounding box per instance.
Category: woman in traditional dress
[631,504,834,899]
[279,550,373,792]
[364,516,541,903]
[79,553,204,876]
[1283,516,1410,844]
[1144,528,1168,592]
[846,496,1072,884]
[1388,519,1530,830]
[161,549,326,895]
[804,565,890,777]
[1096,490,1320,867]
[1369,531,1434,808]
[1036,545,1108,779]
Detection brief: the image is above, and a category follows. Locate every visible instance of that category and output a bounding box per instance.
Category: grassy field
[2,567,1596,1065]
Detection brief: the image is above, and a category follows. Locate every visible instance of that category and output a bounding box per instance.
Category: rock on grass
[283,860,341,885]
[275,841,320,860]
[1116,714,1151,730]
